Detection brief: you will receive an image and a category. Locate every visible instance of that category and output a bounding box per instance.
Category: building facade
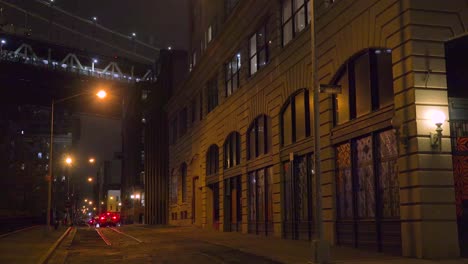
[157,0,468,259]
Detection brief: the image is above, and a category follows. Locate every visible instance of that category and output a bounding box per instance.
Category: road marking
[95,228,112,246]
[37,226,73,264]
[0,225,41,239]
[108,227,143,243]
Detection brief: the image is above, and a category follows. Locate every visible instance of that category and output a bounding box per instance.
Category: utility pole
[311,0,330,263]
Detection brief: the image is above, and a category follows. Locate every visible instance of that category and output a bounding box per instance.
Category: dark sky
[56,0,190,50]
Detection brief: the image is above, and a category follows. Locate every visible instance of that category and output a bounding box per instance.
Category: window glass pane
[258,116,265,155]
[250,55,258,75]
[295,92,306,140]
[294,155,310,222]
[283,21,293,46]
[336,143,352,219]
[282,104,293,145]
[309,91,314,136]
[257,169,265,222]
[355,53,372,117]
[231,133,236,166]
[356,136,375,218]
[250,35,257,57]
[226,80,232,97]
[249,124,256,159]
[377,130,399,218]
[224,142,230,168]
[283,0,292,23]
[236,133,241,165]
[258,27,266,48]
[336,69,350,125]
[249,172,257,222]
[294,0,305,11]
[377,51,394,107]
[294,6,306,33]
[265,116,271,153]
[231,57,238,73]
[259,49,267,68]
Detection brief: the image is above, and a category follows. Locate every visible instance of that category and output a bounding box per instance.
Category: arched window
[206,145,219,176]
[180,163,187,202]
[170,169,177,205]
[224,132,241,168]
[281,89,312,146]
[247,115,271,160]
[334,49,394,125]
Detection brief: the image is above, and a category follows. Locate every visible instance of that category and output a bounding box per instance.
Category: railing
[0,41,156,83]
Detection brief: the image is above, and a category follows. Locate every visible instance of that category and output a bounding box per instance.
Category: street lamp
[0,39,5,55]
[310,0,330,262]
[89,158,95,164]
[46,90,107,230]
[88,177,93,182]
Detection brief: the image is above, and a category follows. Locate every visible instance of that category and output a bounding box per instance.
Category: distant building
[106,190,121,212]
[0,105,76,220]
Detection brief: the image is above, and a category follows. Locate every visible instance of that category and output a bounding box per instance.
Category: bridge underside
[0,60,128,118]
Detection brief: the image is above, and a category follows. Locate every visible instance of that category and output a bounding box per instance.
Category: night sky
[49,0,190,200]
[55,0,190,50]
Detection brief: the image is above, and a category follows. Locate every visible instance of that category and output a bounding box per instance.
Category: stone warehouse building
[145,0,468,259]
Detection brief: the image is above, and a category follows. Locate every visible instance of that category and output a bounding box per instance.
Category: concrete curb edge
[37,226,73,264]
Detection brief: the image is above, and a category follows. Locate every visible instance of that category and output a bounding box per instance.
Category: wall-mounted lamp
[429,110,445,152]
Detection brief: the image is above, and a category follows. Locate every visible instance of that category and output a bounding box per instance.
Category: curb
[37,227,73,264]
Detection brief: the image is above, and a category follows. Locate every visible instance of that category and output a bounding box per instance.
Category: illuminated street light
[88,177,93,182]
[110,196,114,200]
[88,201,93,205]
[92,16,97,22]
[132,32,136,37]
[65,157,72,165]
[101,202,104,205]
[96,90,107,99]
[84,199,88,202]
[89,158,95,164]
[130,195,135,199]
[46,88,108,229]
[1,39,5,45]
[118,202,122,206]
[135,194,140,199]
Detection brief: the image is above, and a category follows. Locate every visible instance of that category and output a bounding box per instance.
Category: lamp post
[46,90,107,230]
[310,0,330,263]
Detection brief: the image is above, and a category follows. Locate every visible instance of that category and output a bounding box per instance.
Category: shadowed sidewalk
[0,225,67,264]
[123,225,468,264]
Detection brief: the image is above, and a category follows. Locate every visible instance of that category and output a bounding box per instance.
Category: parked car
[96,212,120,227]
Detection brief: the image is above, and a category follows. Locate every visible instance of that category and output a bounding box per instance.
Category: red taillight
[100,217,105,220]
[112,216,117,219]
[106,212,110,215]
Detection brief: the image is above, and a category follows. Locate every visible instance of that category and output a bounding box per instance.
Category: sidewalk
[0,225,67,264]
[138,226,468,264]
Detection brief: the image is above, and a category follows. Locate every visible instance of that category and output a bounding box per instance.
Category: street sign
[319,84,342,94]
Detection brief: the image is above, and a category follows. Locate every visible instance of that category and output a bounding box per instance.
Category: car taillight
[112,216,117,219]
[100,217,105,220]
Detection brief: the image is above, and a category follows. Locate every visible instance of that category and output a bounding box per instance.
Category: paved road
[62,226,281,264]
